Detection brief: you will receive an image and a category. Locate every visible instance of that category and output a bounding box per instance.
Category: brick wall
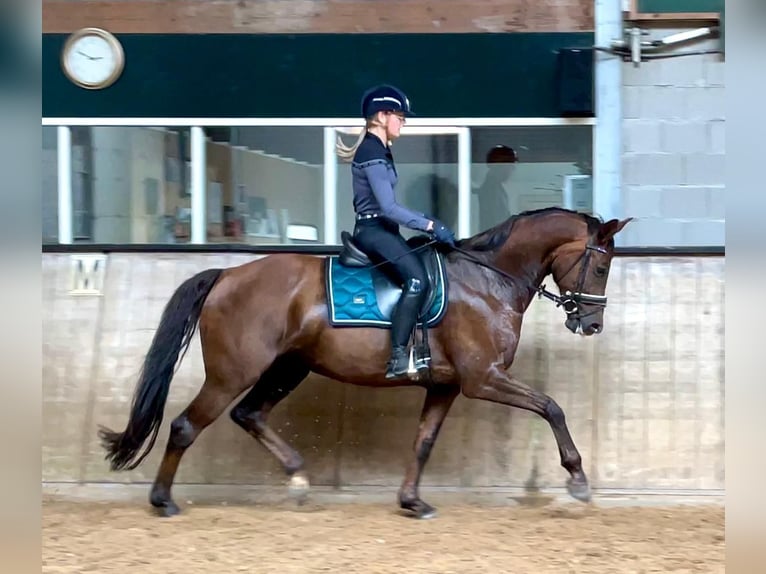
[43,0,594,33]
[621,28,725,247]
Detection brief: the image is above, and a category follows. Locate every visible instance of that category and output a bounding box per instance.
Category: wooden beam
[43,0,595,34]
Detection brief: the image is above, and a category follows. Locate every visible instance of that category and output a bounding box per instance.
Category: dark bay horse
[99,207,631,519]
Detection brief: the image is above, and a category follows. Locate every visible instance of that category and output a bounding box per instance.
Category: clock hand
[77,50,104,61]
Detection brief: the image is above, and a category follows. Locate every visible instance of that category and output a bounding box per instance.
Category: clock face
[62,30,124,89]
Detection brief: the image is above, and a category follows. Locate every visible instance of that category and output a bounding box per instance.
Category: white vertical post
[323,127,338,244]
[593,0,623,241]
[190,126,207,244]
[457,127,472,239]
[57,126,73,244]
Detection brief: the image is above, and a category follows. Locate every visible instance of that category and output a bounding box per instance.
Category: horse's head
[548,217,632,336]
[455,208,633,335]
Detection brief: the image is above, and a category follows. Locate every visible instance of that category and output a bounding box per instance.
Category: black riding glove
[431,221,456,247]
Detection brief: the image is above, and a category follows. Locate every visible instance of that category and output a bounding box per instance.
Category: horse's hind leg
[229,353,311,500]
[149,376,242,517]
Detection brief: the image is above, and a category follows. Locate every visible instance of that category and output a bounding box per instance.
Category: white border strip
[322,127,338,244]
[593,0,623,239]
[457,127,472,239]
[41,117,596,127]
[57,126,73,244]
[190,127,207,244]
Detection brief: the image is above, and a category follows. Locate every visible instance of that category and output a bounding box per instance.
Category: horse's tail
[98,267,224,471]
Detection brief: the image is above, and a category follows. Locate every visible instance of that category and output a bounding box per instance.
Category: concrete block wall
[622,28,725,247]
[42,252,724,495]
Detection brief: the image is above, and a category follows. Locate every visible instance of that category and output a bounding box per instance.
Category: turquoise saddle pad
[325,255,448,328]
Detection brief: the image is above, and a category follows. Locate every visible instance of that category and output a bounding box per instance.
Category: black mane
[457,207,603,252]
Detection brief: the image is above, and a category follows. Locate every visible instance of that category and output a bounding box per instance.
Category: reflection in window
[64,126,192,244]
[469,126,593,235]
[42,126,58,244]
[335,130,460,242]
[203,126,324,245]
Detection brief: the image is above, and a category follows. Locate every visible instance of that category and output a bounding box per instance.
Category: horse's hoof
[416,506,438,520]
[566,477,592,503]
[288,471,310,504]
[152,501,181,517]
[401,499,438,519]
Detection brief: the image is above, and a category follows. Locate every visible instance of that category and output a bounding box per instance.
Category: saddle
[337,230,443,321]
[325,231,449,380]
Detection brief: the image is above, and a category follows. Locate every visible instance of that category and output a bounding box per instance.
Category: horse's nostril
[592,323,602,333]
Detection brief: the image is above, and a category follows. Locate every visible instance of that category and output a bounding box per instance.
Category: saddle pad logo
[353,294,366,305]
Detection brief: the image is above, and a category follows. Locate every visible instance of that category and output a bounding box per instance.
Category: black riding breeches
[353,218,429,348]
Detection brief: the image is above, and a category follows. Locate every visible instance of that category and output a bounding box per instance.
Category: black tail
[98,268,224,471]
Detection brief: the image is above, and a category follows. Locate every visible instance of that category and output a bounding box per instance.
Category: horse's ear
[597,217,633,243]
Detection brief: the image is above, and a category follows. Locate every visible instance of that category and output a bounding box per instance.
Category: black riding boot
[385,345,411,379]
[386,278,426,379]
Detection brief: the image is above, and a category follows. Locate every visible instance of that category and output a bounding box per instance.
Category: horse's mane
[456,207,603,252]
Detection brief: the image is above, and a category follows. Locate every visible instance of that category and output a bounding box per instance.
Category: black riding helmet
[360,84,416,119]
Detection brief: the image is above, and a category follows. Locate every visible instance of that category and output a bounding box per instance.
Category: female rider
[336,84,456,379]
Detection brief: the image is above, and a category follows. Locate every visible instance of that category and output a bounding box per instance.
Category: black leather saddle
[337,230,443,321]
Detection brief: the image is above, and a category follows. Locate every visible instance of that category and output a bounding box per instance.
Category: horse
[98,207,631,519]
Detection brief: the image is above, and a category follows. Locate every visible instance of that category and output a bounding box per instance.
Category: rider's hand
[430,220,456,247]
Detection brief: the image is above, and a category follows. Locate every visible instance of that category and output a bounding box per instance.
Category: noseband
[536,244,609,319]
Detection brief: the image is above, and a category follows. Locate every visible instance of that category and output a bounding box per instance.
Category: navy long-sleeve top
[351,132,432,232]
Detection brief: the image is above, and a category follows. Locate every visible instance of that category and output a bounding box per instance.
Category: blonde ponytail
[335,128,367,162]
[336,115,389,162]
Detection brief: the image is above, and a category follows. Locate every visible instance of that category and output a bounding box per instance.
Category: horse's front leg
[462,366,591,502]
[398,383,461,519]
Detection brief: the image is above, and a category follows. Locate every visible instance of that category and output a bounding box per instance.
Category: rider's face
[384,112,406,140]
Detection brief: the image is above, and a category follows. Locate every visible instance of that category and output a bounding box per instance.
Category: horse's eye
[594,266,607,277]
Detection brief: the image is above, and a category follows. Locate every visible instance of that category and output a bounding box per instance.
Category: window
[469,126,593,235]
[203,126,324,245]
[43,120,606,247]
[334,128,461,241]
[56,126,192,244]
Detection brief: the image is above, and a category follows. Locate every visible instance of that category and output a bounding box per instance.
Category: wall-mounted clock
[61,27,125,90]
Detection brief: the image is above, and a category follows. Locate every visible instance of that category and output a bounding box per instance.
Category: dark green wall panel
[43,33,594,119]
[636,0,721,13]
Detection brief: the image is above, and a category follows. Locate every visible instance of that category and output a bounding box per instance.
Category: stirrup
[412,321,432,373]
[385,364,410,379]
[414,346,431,371]
[406,346,416,375]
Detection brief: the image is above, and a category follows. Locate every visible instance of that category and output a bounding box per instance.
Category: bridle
[535,244,609,321]
[450,243,609,320]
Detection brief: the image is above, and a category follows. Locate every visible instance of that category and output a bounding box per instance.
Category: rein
[449,244,609,317]
[366,239,439,271]
[355,236,609,319]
